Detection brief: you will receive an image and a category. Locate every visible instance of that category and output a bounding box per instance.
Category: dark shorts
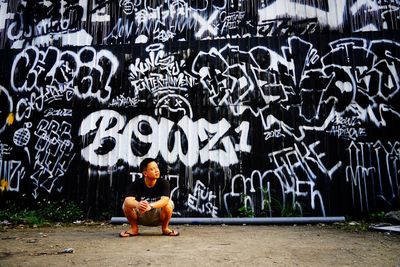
[124,200,174,227]
[137,207,162,226]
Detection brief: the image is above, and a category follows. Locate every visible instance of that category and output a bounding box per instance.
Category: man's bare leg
[160,201,179,236]
[120,203,139,237]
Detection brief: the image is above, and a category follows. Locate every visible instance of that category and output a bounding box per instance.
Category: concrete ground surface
[0,223,399,267]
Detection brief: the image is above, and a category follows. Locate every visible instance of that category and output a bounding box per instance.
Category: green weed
[0,200,83,226]
[237,194,255,217]
[260,187,302,217]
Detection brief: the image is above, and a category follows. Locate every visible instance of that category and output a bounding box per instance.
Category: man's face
[143,161,160,179]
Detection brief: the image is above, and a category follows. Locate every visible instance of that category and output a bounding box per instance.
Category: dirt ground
[0,222,399,267]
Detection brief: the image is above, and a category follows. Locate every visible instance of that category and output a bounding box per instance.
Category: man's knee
[122,203,138,219]
[122,203,129,213]
[161,200,174,214]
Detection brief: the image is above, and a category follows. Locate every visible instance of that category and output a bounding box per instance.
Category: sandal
[119,231,139,238]
[162,229,180,236]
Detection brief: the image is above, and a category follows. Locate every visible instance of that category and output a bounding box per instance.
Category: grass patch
[0,200,83,226]
[333,211,390,233]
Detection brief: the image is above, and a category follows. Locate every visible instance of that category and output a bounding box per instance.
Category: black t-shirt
[126,178,170,203]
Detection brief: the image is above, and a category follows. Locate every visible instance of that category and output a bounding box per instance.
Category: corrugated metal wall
[0,0,399,219]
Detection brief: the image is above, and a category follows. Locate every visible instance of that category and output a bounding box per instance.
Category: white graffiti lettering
[11,46,119,104]
[44,108,73,117]
[345,141,400,212]
[31,119,75,198]
[0,85,13,134]
[188,180,218,217]
[79,110,251,168]
[0,2,13,30]
[0,159,25,192]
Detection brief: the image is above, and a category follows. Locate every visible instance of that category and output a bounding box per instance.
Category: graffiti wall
[0,0,399,218]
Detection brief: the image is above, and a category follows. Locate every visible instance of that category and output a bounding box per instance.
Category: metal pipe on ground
[110,216,346,225]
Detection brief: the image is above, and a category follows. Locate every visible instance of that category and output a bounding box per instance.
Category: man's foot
[119,230,139,238]
[162,229,179,236]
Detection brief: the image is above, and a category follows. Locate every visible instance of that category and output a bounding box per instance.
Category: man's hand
[138,200,151,214]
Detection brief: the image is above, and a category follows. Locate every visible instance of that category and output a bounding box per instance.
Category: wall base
[110,216,346,225]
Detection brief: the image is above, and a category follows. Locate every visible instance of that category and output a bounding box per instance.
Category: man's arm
[124,196,140,209]
[149,196,169,209]
[125,196,156,214]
